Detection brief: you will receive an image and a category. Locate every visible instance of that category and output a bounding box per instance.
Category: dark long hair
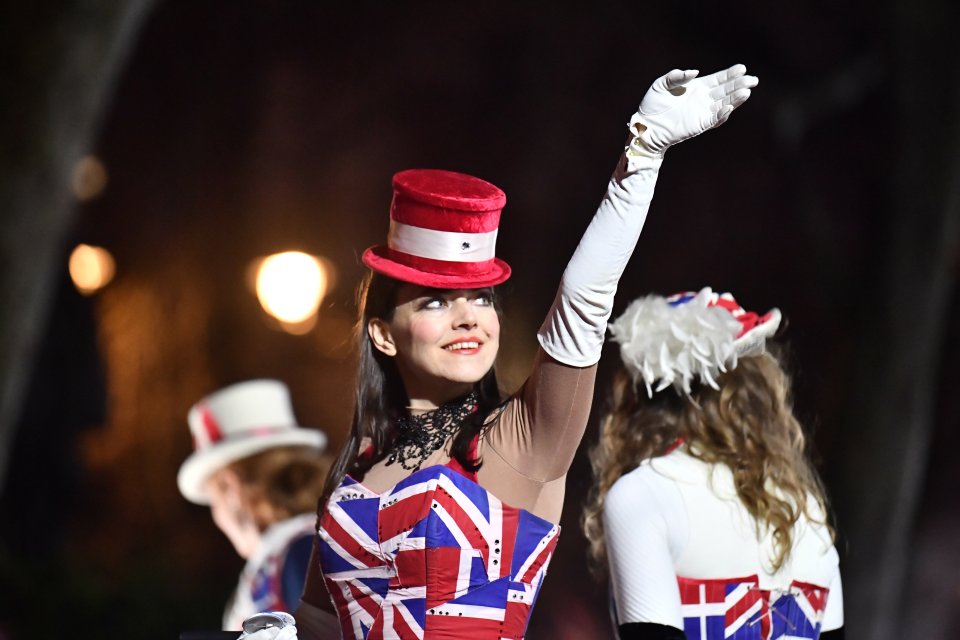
[321,272,503,504]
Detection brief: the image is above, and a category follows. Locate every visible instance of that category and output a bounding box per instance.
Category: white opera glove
[537,155,659,367]
[628,63,757,161]
[538,64,756,367]
[237,612,298,640]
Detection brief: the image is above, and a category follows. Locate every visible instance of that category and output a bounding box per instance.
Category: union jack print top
[678,575,830,639]
[223,513,317,630]
[604,449,842,639]
[318,462,560,639]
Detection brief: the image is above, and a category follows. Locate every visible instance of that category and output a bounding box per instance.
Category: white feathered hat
[177,379,327,505]
[608,287,781,397]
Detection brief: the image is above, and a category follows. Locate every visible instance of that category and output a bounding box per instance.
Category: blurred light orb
[72,155,109,201]
[255,251,327,326]
[69,244,116,295]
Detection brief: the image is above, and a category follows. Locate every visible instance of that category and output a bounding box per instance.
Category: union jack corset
[678,575,830,640]
[318,463,560,640]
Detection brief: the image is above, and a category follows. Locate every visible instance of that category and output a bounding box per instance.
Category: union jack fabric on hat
[318,463,559,639]
[609,287,782,397]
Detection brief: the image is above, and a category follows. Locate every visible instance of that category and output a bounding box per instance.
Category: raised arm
[491,65,758,482]
[538,63,758,367]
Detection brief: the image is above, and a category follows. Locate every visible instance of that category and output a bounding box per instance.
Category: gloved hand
[538,63,757,368]
[237,630,296,640]
[628,63,757,157]
[237,629,296,640]
[236,612,298,640]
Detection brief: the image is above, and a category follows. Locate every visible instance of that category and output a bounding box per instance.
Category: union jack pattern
[224,513,317,630]
[678,575,830,639]
[318,464,560,639]
[666,289,776,339]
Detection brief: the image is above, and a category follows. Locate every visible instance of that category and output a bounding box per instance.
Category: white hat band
[388,220,498,263]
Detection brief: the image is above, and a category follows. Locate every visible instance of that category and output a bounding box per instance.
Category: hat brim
[362,245,511,289]
[733,307,782,357]
[177,428,327,505]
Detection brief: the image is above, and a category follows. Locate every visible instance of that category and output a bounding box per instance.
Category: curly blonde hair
[582,349,833,577]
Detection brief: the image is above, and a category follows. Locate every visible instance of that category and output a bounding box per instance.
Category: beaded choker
[386,392,479,471]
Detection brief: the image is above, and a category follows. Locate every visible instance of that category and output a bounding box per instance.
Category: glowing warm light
[69,244,116,295]
[255,251,327,327]
[72,155,109,201]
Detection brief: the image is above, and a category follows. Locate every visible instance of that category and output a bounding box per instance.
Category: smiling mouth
[444,341,481,352]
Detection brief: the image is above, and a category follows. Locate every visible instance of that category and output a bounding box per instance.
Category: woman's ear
[368,318,397,356]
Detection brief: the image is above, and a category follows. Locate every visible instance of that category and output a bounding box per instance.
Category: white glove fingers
[726,74,759,93]
[706,87,751,128]
[707,75,758,103]
[725,63,748,79]
[663,69,699,90]
[639,69,699,117]
[715,105,734,125]
[238,627,298,640]
[724,88,753,109]
[652,70,680,92]
[699,63,749,88]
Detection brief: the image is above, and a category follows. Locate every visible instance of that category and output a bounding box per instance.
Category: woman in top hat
[246,64,762,640]
[582,288,843,639]
[179,379,332,631]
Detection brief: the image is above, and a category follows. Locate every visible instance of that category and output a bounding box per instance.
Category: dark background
[1,2,958,639]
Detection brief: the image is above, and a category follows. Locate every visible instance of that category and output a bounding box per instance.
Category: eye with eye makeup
[472,292,494,306]
[419,297,447,311]
[415,290,496,311]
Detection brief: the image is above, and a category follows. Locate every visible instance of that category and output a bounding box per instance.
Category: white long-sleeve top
[603,448,843,638]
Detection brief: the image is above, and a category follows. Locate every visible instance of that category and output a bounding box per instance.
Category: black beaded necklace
[385,392,479,471]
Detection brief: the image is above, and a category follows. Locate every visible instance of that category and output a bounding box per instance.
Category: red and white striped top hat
[177,379,327,505]
[361,169,512,288]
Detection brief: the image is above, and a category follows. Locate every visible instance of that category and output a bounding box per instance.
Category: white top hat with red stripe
[362,169,512,288]
[177,379,327,505]
[609,287,782,396]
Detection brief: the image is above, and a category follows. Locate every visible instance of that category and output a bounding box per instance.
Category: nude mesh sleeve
[603,467,688,629]
[483,352,597,484]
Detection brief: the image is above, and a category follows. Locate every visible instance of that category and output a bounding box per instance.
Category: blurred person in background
[178,379,331,632]
[583,288,843,639]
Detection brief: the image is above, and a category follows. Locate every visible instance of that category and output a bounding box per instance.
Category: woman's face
[204,468,260,559]
[369,285,500,407]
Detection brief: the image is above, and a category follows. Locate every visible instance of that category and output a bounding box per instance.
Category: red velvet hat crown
[361,169,512,289]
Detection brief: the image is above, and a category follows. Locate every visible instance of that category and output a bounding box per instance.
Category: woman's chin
[416,374,488,404]
[445,364,495,387]
[437,378,482,398]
